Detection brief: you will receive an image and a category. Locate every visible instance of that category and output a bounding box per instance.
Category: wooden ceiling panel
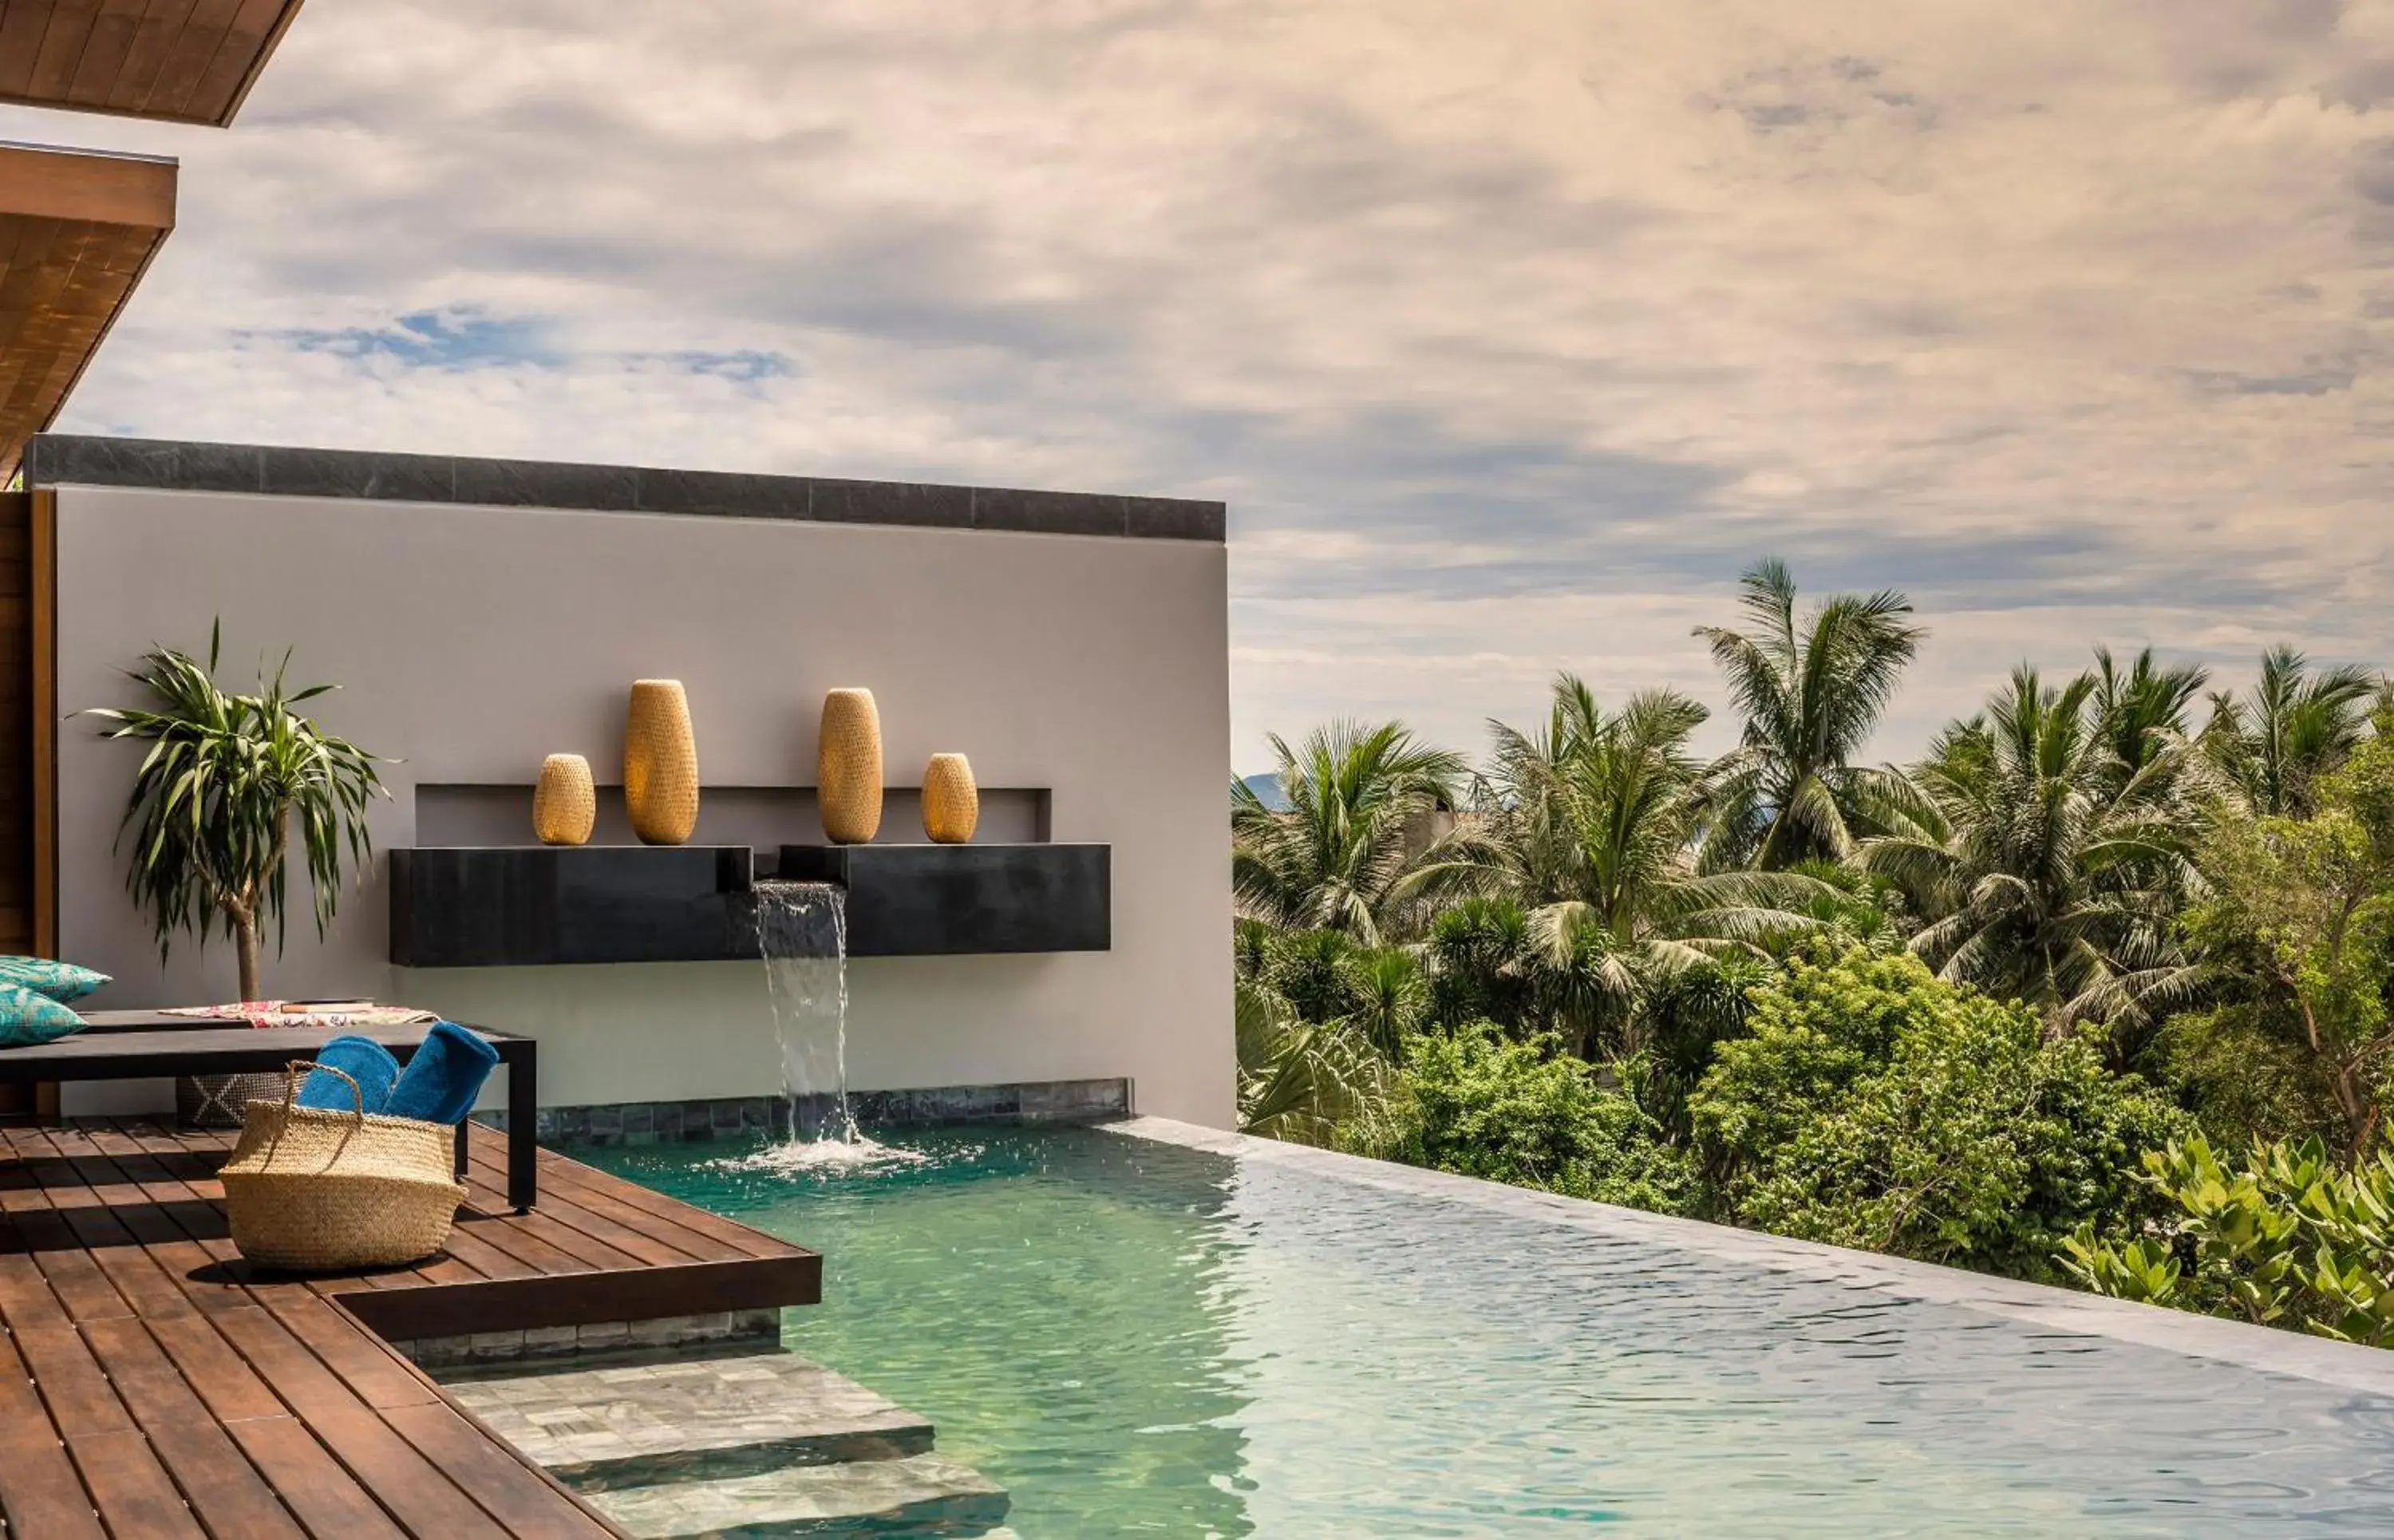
[0,144,175,484]
[0,0,303,125]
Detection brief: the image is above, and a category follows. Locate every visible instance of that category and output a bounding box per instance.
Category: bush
[2062,1135,2394,1346]
[1386,1021,1693,1213]
[1689,942,2191,1280]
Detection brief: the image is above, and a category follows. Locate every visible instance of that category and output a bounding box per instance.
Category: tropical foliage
[2063,1135,2394,1347]
[1689,942,2188,1280]
[88,626,388,1002]
[1232,557,2394,1346]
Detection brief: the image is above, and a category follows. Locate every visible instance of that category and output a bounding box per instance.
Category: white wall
[53,484,1234,1126]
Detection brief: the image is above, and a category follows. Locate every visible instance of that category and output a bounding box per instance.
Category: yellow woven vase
[623,679,700,846]
[922,753,978,843]
[531,753,596,846]
[818,688,883,843]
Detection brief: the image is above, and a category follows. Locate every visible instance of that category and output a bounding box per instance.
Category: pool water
[580,1123,2394,1538]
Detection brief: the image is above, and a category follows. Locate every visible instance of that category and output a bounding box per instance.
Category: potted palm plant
[88,623,388,1051]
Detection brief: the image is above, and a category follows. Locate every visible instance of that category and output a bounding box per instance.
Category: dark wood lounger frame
[0,1014,540,1211]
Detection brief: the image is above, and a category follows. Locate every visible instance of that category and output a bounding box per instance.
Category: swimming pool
[579,1117,2394,1537]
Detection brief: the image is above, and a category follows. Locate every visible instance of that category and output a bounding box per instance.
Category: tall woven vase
[623,680,700,846]
[922,753,978,843]
[818,689,883,843]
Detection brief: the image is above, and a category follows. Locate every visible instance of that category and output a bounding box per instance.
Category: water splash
[727,879,922,1176]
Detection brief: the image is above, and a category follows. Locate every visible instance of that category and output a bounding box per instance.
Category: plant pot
[532,753,596,846]
[922,752,979,843]
[818,688,883,843]
[624,681,699,845]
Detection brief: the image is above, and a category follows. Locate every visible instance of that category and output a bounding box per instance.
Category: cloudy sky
[10,0,2391,770]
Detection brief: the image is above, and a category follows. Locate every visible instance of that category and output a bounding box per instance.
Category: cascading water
[737,879,919,1173]
[754,879,857,1144]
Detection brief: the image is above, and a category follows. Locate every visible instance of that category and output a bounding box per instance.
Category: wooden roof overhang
[0,0,306,125]
[0,141,176,484]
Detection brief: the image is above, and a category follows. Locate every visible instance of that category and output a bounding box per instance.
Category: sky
[10,0,2392,773]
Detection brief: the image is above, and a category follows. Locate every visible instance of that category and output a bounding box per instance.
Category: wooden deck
[0,1119,822,1538]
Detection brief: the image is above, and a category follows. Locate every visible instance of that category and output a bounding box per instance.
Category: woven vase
[624,680,699,846]
[922,753,979,843]
[818,689,883,843]
[532,753,596,846]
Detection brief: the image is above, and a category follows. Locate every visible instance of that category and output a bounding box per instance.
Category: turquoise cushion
[0,957,109,1003]
[0,982,85,1047]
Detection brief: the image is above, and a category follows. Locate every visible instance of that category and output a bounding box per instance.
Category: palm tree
[2202,646,2378,816]
[2089,645,2208,787]
[1231,721,1469,944]
[1235,979,1397,1150]
[1696,559,1924,870]
[1861,665,2198,1040]
[1464,673,1831,1054]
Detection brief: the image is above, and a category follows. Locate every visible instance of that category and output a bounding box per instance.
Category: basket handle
[279,1060,365,1122]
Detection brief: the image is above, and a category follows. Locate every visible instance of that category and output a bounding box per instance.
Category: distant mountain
[1235,772,1290,811]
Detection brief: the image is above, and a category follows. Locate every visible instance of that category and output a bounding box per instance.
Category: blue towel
[385,1021,499,1126]
[296,1035,400,1113]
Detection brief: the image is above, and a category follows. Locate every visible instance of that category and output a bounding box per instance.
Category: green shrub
[1386,1021,1693,1213]
[2062,1135,2394,1346]
[1689,942,2190,1279]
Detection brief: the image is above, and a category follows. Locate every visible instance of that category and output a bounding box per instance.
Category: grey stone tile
[808,477,972,529]
[1020,1078,1130,1122]
[454,456,641,511]
[260,447,455,502]
[973,486,1128,537]
[636,467,810,520]
[585,1451,1005,1536]
[26,433,188,488]
[1127,495,1227,541]
[168,440,267,493]
[621,1104,654,1136]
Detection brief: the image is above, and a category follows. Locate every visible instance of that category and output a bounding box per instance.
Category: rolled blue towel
[385,1021,500,1126]
[296,1035,401,1113]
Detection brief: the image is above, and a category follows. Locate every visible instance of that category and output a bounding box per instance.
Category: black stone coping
[22,433,1227,543]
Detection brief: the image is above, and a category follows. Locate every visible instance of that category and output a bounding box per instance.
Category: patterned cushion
[0,957,109,1003]
[0,982,85,1048]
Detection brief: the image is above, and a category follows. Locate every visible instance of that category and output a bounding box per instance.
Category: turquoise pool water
[580,1123,2394,1537]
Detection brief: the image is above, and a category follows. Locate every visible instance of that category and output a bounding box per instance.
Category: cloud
[4,0,2388,770]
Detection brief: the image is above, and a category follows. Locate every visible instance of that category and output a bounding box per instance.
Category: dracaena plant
[85,623,389,1003]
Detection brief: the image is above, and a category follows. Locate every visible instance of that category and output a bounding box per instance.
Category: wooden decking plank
[249,1288,438,1412]
[81,1317,308,1540]
[207,1305,516,1539]
[24,1127,199,1322]
[223,1415,411,1540]
[453,1161,662,1270]
[61,1427,203,1539]
[493,1152,752,1265]
[0,1131,136,1325]
[527,1144,794,1258]
[0,1330,105,1539]
[12,1320,134,1436]
[142,1311,286,1425]
[381,1400,614,1539]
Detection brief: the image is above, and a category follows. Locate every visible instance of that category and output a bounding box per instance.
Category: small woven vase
[818,688,883,843]
[623,680,699,846]
[532,753,596,846]
[922,753,978,843]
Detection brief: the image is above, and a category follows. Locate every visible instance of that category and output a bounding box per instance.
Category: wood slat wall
[0,148,176,487]
[0,0,306,126]
[0,491,31,961]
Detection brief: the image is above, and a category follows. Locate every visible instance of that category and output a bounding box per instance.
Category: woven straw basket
[219,1063,468,1273]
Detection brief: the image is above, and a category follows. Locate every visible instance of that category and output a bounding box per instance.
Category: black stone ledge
[23,433,1227,543]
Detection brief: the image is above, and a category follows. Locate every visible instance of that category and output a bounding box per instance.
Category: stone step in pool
[437,1343,1009,1535]
[444,1346,938,1488]
[587,1453,1011,1539]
